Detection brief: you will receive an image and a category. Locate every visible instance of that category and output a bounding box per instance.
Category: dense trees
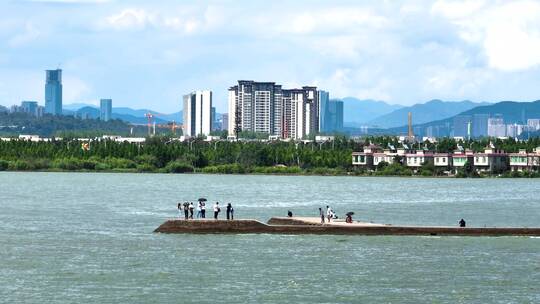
[1,135,540,176]
[0,112,151,137]
[0,136,354,174]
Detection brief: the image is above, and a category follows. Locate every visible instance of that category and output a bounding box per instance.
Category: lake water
[0,172,539,303]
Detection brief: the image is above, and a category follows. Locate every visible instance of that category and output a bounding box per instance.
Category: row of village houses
[352,144,540,173]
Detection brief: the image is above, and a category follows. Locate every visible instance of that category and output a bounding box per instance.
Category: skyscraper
[330,99,344,132]
[20,101,38,116]
[45,69,62,115]
[281,87,319,139]
[100,99,112,121]
[183,90,212,137]
[221,114,229,131]
[211,106,217,131]
[228,80,319,139]
[488,116,506,137]
[472,114,489,138]
[318,91,343,133]
[318,90,330,131]
[453,115,471,138]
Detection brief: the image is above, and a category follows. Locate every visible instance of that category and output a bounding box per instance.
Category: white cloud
[105,8,154,30]
[432,0,486,19]
[103,7,209,34]
[433,0,540,71]
[4,1,540,110]
[280,7,389,34]
[63,76,91,102]
[27,0,110,3]
[8,22,41,47]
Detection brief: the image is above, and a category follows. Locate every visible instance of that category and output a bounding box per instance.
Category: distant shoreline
[0,168,536,178]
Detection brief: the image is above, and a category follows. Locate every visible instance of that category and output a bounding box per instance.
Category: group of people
[319,205,337,223]
[177,201,234,220]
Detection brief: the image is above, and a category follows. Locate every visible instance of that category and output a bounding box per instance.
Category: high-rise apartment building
[211,107,217,131]
[472,114,489,138]
[488,116,506,137]
[319,90,330,131]
[453,115,471,138]
[45,69,62,115]
[228,80,319,139]
[319,91,343,133]
[221,114,229,131]
[21,101,38,116]
[527,119,540,131]
[183,90,212,137]
[506,123,524,138]
[100,99,112,121]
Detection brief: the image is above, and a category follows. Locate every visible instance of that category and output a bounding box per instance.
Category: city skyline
[2,1,540,113]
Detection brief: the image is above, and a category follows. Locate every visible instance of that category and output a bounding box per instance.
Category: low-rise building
[451,150,474,172]
[473,148,508,173]
[509,149,529,172]
[509,148,540,172]
[373,153,395,166]
[434,153,452,169]
[405,151,434,167]
[352,144,381,169]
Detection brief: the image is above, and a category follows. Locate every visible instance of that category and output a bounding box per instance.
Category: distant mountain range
[63,103,181,124]
[63,99,540,135]
[388,100,540,136]
[367,99,491,128]
[342,97,402,127]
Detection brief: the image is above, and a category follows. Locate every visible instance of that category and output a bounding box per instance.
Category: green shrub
[165,161,194,173]
[135,154,161,167]
[201,164,245,174]
[136,163,156,172]
[0,160,9,171]
[94,162,112,171]
[53,158,83,170]
[9,160,30,171]
[104,157,136,169]
[30,159,50,170]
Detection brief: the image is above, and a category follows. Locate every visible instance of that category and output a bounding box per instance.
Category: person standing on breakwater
[326,205,334,223]
[459,219,466,227]
[189,202,194,219]
[319,208,325,224]
[183,202,189,220]
[201,202,206,218]
[226,203,234,220]
[177,203,182,218]
[214,202,220,219]
[196,202,202,218]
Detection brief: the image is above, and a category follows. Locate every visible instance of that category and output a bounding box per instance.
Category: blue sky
[1,0,540,113]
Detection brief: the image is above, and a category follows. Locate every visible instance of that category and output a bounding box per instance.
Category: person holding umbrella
[345,212,354,224]
[198,198,207,218]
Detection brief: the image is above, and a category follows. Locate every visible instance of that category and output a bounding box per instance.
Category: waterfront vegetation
[1,135,540,177]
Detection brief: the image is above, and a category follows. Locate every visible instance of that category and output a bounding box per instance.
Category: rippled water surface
[1,172,539,303]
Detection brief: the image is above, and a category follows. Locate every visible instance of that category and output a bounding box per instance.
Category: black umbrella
[198,198,207,202]
[346,212,355,216]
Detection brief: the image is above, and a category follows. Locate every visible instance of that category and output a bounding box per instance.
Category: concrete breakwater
[154,217,540,236]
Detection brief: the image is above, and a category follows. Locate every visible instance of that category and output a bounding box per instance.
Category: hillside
[342,98,402,126]
[368,100,489,128]
[0,112,137,137]
[63,104,181,124]
[387,100,540,137]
